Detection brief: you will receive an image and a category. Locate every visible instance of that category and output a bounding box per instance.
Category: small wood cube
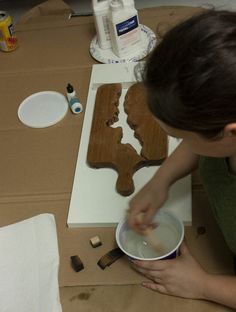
[90,235,102,248]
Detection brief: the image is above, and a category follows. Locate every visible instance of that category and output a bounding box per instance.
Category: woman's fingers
[142,282,168,294]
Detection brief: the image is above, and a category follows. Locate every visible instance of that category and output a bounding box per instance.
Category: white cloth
[0,214,62,312]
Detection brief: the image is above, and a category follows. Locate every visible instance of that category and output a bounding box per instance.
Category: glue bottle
[66,83,83,114]
[122,0,135,8]
[92,0,111,49]
[108,0,142,58]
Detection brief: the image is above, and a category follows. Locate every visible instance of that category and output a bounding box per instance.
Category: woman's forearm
[151,140,199,187]
[202,273,236,309]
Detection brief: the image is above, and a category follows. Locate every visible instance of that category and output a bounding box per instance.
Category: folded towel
[0,213,62,312]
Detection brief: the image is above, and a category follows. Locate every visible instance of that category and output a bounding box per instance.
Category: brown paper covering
[0,1,233,311]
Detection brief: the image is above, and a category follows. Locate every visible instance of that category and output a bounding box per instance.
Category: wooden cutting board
[87,82,167,196]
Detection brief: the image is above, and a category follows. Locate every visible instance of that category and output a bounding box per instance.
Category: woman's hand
[130,241,207,299]
[127,178,168,233]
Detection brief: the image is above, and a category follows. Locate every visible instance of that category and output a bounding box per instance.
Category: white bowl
[116,210,184,261]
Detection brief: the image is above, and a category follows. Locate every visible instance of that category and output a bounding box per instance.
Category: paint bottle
[92,0,111,49]
[0,11,18,52]
[66,83,83,114]
[108,0,142,58]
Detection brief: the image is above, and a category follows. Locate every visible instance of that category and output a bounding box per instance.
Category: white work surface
[67,63,191,227]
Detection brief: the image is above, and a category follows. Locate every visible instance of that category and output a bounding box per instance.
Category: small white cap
[110,0,123,11]
[71,102,83,114]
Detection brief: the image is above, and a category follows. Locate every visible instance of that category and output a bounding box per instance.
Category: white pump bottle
[108,0,142,58]
[92,0,111,49]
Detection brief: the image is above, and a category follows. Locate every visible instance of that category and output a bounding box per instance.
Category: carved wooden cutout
[124,83,167,162]
[87,82,168,196]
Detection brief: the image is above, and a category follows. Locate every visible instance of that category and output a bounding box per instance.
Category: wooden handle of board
[116,169,135,196]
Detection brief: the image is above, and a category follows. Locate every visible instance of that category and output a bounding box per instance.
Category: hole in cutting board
[110,85,142,155]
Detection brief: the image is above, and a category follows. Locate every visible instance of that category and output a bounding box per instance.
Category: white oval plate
[90,24,158,64]
[18,91,68,128]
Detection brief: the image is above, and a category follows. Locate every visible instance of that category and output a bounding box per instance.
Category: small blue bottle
[66,83,83,114]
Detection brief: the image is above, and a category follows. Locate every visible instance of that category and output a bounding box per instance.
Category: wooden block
[97,247,124,270]
[87,83,168,196]
[70,255,84,272]
[90,235,102,248]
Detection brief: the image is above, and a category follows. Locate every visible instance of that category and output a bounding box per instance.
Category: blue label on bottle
[69,97,79,106]
[116,16,138,36]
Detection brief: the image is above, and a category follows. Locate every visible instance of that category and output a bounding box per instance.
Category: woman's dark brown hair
[144,10,236,138]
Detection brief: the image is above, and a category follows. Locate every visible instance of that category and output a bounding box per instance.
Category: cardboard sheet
[17,0,73,25]
[60,283,234,312]
[0,1,234,311]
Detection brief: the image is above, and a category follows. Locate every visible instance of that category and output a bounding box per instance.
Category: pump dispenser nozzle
[110,0,123,10]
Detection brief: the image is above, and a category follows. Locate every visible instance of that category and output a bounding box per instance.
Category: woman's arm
[203,274,236,309]
[128,140,199,230]
[150,140,199,188]
[131,241,236,309]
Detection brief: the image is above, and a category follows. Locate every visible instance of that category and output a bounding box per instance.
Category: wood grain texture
[124,82,167,162]
[87,83,168,196]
